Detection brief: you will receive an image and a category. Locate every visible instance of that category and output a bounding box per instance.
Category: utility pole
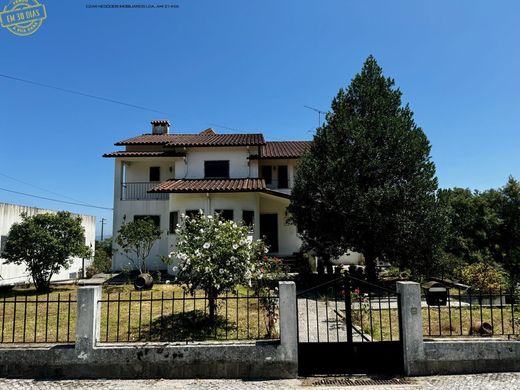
[100,218,106,241]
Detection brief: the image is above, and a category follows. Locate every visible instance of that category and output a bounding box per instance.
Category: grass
[0,284,279,344]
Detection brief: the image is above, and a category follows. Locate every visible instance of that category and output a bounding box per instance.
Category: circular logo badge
[0,0,47,36]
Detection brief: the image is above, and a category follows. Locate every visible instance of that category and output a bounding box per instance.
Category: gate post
[397,281,424,376]
[279,281,298,375]
[76,286,102,356]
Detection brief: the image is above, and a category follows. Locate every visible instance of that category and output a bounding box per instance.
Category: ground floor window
[133,215,161,227]
[242,210,254,227]
[215,209,234,221]
[186,209,202,218]
[169,211,179,233]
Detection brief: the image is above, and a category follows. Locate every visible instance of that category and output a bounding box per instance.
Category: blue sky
[0,0,519,237]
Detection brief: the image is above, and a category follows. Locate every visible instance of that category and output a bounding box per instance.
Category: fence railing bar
[22,295,28,343]
[34,295,38,342]
[12,295,17,343]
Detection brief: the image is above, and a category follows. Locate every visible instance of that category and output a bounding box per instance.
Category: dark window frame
[169,211,179,234]
[133,215,161,228]
[215,209,234,221]
[204,160,230,179]
[242,210,254,228]
[149,166,161,182]
[261,165,272,184]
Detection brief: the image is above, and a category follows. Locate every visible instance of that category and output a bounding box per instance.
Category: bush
[86,239,112,278]
[170,212,267,320]
[457,262,508,293]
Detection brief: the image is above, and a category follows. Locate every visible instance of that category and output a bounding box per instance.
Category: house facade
[104,120,312,272]
[0,203,96,286]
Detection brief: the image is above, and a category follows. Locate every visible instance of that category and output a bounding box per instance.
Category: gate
[297,275,403,375]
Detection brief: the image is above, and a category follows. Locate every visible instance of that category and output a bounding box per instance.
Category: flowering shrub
[170,211,267,319]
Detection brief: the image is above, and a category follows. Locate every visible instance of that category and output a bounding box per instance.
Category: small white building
[105,120,313,272]
[0,203,96,286]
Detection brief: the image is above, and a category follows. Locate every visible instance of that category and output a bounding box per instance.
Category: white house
[105,120,313,272]
[0,203,96,286]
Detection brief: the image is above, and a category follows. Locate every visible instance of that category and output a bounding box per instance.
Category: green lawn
[0,284,279,344]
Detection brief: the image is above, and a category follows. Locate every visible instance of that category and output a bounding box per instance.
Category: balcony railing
[264,178,292,190]
[121,182,168,201]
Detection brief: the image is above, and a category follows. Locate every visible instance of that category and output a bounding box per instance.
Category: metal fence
[422,288,519,338]
[297,276,401,343]
[0,293,76,343]
[98,289,280,343]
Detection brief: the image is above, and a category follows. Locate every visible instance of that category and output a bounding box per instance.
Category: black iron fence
[297,276,401,343]
[422,288,520,338]
[98,289,280,343]
[0,293,76,343]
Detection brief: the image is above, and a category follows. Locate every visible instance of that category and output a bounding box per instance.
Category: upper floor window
[261,166,272,184]
[149,167,160,182]
[204,161,229,178]
[134,215,161,228]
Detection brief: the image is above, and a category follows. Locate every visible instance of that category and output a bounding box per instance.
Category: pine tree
[289,56,443,280]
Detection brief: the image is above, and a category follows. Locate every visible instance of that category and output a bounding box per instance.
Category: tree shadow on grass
[139,309,237,342]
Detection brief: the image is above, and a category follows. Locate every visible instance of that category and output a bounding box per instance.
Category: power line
[0,73,168,115]
[0,171,101,208]
[0,187,113,210]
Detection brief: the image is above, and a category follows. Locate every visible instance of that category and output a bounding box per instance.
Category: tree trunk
[364,253,377,282]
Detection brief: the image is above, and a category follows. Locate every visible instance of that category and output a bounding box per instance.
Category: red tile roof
[149,178,266,193]
[102,151,186,158]
[115,133,265,147]
[249,141,312,159]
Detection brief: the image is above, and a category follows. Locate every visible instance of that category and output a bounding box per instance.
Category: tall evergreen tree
[289,56,443,280]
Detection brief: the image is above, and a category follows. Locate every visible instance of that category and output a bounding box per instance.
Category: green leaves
[289,55,442,279]
[116,218,162,274]
[1,212,88,291]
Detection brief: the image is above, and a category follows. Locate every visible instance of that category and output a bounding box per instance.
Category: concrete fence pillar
[397,281,424,375]
[278,281,298,374]
[76,286,102,355]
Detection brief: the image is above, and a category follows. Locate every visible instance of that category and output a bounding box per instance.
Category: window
[186,209,202,218]
[169,211,179,234]
[0,235,7,253]
[242,210,254,227]
[204,161,229,178]
[133,215,160,227]
[261,165,272,184]
[278,165,288,188]
[149,166,160,182]
[215,209,234,221]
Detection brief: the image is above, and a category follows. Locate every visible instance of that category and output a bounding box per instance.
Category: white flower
[203,242,211,249]
[230,256,237,261]
[165,280,171,284]
[219,268,224,274]
[232,244,238,250]
[199,228,204,233]
[172,266,179,273]
[264,247,269,254]
[207,215,213,219]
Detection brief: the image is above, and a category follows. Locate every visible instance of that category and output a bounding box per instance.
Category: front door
[260,213,278,253]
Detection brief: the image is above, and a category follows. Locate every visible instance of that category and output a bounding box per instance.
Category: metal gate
[297,275,403,375]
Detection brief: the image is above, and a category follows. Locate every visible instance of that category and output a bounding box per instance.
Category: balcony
[264,178,292,190]
[121,182,168,201]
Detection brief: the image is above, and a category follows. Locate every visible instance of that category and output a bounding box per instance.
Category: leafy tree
[171,212,266,320]
[115,218,162,274]
[496,177,520,286]
[457,262,508,293]
[1,212,89,291]
[86,238,113,277]
[289,55,442,280]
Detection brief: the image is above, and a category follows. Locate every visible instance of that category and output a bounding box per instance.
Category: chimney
[151,119,171,135]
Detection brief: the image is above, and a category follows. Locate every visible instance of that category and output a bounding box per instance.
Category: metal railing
[264,178,292,190]
[0,293,76,343]
[121,182,168,201]
[297,276,401,343]
[98,289,279,343]
[423,288,519,338]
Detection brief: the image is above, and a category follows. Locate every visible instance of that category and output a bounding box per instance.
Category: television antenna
[304,105,327,128]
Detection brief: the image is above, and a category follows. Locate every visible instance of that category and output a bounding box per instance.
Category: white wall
[175,147,253,179]
[258,193,301,256]
[124,159,176,182]
[0,203,96,286]
[111,199,170,271]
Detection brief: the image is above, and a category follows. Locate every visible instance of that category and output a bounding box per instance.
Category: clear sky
[0,0,519,237]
